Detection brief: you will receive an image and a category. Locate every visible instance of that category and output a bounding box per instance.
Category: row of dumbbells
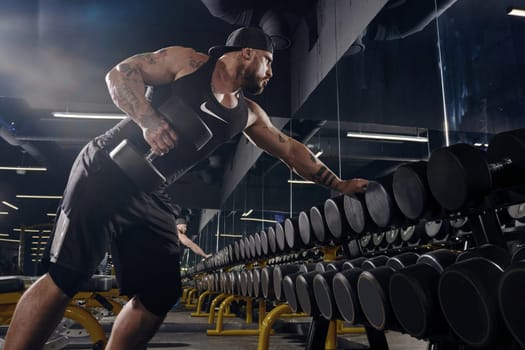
[359,128,525,232]
[193,129,525,274]
[197,244,525,349]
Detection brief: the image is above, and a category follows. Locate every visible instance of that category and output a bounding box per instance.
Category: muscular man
[5,27,367,350]
[176,217,211,259]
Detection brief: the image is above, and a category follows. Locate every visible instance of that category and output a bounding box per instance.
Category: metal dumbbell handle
[145,149,158,162]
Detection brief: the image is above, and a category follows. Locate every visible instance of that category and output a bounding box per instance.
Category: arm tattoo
[119,63,140,78]
[190,57,204,69]
[312,166,336,187]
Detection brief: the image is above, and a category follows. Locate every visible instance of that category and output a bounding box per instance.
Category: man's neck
[211,58,242,95]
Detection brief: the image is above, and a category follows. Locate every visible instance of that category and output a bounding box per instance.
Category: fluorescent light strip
[0,238,20,243]
[16,195,63,199]
[0,233,9,237]
[14,229,42,233]
[215,234,244,238]
[0,166,47,171]
[240,217,278,223]
[241,209,253,217]
[52,112,127,120]
[508,8,525,17]
[288,179,315,185]
[0,212,7,215]
[46,213,57,217]
[32,235,50,239]
[2,201,19,210]
[346,132,429,143]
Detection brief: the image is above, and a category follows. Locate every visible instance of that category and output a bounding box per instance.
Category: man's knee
[138,290,181,317]
[48,263,90,298]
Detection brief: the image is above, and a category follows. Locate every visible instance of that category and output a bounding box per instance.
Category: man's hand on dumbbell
[335,178,369,195]
[141,115,178,155]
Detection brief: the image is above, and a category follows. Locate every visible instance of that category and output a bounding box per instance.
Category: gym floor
[52,308,428,349]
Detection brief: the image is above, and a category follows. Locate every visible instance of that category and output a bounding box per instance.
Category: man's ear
[241,48,254,60]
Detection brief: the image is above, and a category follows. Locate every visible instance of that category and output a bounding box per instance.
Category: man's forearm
[105,63,158,128]
[188,242,208,258]
[286,140,342,191]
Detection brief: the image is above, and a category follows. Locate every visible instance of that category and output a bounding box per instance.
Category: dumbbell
[309,205,332,245]
[438,244,512,348]
[358,252,420,331]
[284,217,306,251]
[393,161,442,221]
[344,193,377,235]
[295,270,323,316]
[297,210,316,248]
[331,255,388,325]
[251,268,262,298]
[110,95,213,192]
[428,129,525,211]
[258,230,269,258]
[313,269,345,320]
[388,249,458,339]
[282,264,317,312]
[365,173,407,228]
[253,232,262,259]
[499,246,525,349]
[324,195,356,242]
[266,226,278,257]
[274,222,287,253]
[273,264,309,302]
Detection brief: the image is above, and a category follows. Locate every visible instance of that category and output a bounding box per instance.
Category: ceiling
[0,0,524,246]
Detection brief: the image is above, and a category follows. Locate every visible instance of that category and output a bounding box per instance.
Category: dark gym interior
[0,0,524,349]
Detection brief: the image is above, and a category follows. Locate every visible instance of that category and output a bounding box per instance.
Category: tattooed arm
[243,99,368,194]
[105,46,208,154]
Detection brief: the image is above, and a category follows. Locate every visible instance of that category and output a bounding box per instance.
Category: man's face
[177,223,187,234]
[243,49,273,95]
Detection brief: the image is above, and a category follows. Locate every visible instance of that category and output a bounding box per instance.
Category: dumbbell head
[333,268,365,324]
[499,260,525,349]
[259,230,269,257]
[344,194,374,235]
[273,264,307,301]
[261,266,275,299]
[267,227,277,256]
[110,140,165,192]
[428,144,490,211]
[393,161,441,220]
[251,268,261,298]
[324,196,354,241]
[313,270,341,320]
[296,270,321,316]
[297,210,315,247]
[275,223,287,253]
[309,205,331,244]
[284,217,304,251]
[438,257,509,348]
[357,265,400,331]
[282,271,304,313]
[365,173,406,228]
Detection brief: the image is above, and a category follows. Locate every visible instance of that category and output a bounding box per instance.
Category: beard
[243,69,265,95]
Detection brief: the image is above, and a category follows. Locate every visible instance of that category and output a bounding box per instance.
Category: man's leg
[4,274,71,350]
[106,296,165,350]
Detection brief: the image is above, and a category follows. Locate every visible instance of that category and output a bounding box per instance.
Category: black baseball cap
[208,27,274,57]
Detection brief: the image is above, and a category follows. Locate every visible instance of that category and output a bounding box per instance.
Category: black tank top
[96,56,249,186]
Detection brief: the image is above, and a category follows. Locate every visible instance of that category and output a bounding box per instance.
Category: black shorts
[42,140,181,297]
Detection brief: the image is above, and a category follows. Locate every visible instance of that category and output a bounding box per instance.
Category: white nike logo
[200,102,229,124]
